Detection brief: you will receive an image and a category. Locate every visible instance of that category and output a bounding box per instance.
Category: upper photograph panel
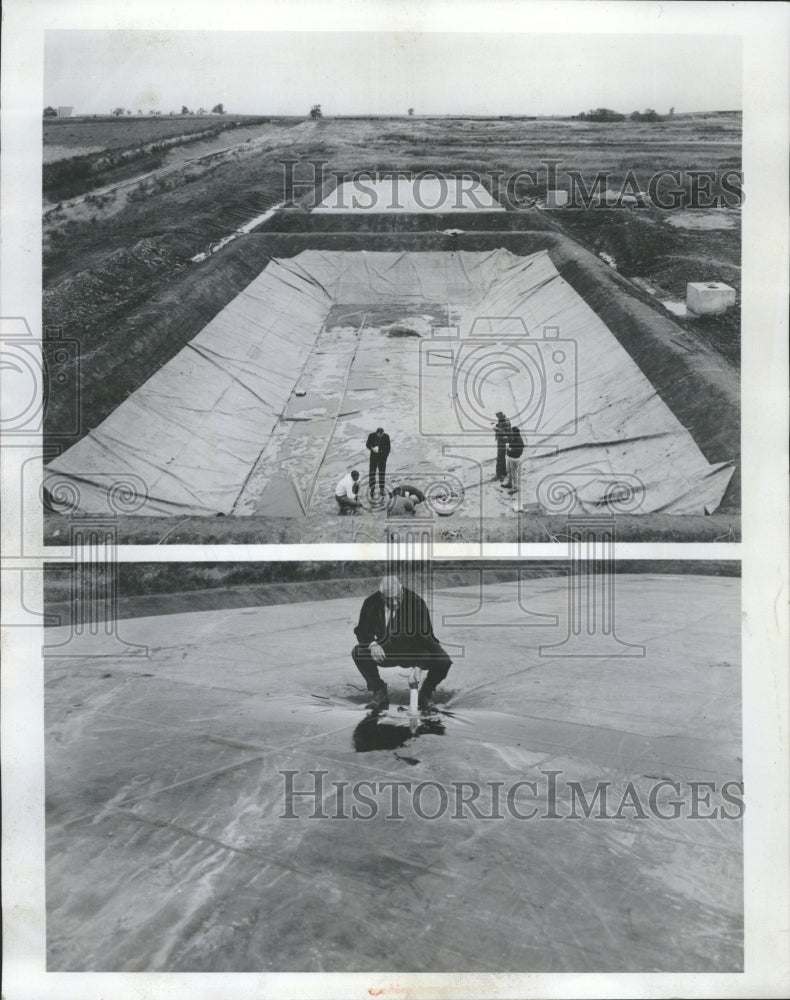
[41,31,741,544]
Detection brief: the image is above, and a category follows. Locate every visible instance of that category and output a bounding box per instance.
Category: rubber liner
[44,577,742,972]
[46,249,734,516]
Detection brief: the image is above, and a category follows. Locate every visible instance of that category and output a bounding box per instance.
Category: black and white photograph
[1,3,788,1000]
[35,24,744,544]
[43,559,742,973]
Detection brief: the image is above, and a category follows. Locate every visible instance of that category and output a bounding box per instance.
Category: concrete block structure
[686,281,736,315]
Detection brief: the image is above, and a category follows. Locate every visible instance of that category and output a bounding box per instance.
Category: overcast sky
[44,30,742,117]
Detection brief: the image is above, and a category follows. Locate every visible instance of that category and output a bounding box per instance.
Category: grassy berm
[43,559,740,623]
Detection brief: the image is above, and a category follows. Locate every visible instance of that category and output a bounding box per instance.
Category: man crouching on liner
[351,575,452,711]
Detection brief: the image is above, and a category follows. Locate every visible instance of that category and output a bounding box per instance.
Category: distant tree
[137,109,142,115]
[197,107,206,115]
[408,107,414,116]
[309,103,322,120]
[126,109,132,115]
[212,103,225,114]
[181,105,189,115]
[43,106,57,117]
[585,107,625,122]
[669,106,675,116]
[149,110,155,115]
[630,108,663,123]
[112,107,125,117]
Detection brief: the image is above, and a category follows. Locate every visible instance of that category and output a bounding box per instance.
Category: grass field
[43,111,740,300]
[43,113,258,157]
[42,114,282,200]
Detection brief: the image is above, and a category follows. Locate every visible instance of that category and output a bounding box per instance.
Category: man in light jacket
[335,469,361,514]
[500,423,525,495]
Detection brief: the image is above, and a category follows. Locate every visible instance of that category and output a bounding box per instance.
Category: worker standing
[500,423,525,495]
[365,427,391,497]
[493,412,510,482]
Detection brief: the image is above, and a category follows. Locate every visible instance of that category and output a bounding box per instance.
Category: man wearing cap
[351,575,452,711]
[365,427,391,496]
[494,412,511,482]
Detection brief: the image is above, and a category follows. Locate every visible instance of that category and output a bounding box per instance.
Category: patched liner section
[46,249,734,516]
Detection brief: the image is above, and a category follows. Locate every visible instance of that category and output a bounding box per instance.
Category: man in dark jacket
[386,483,426,517]
[351,575,452,711]
[500,423,525,494]
[494,412,510,481]
[365,427,391,496]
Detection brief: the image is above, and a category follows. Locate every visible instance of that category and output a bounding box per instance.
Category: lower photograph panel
[43,560,742,973]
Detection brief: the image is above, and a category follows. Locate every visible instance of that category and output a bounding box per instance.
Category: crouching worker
[351,575,452,711]
[335,469,361,514]
[386,483,426,517]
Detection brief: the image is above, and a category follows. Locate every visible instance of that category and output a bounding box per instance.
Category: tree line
[579,107,667,122]
[44,104,226,118]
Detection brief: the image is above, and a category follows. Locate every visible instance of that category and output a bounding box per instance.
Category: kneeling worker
[386,483,426,517]
[335,469,361,514]
[391,483,425,506]
[351,574,452,711]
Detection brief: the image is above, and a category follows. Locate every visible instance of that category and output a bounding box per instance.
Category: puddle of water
[285,390,327,419]
[387,327,422,338]
[665,210,738,231]
[254,473,306,517]
[353,710,446,752]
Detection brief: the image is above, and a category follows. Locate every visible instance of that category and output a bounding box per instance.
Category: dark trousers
[496,446,507,479]
[352,637,452,691]
[335,494,358,513]
[368,454,387,493]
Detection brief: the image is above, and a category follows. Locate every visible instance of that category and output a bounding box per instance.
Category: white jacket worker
[335,470,361,514]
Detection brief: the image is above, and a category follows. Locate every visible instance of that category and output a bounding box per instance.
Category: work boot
[418,684,437,712]
[367,684,389,712]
